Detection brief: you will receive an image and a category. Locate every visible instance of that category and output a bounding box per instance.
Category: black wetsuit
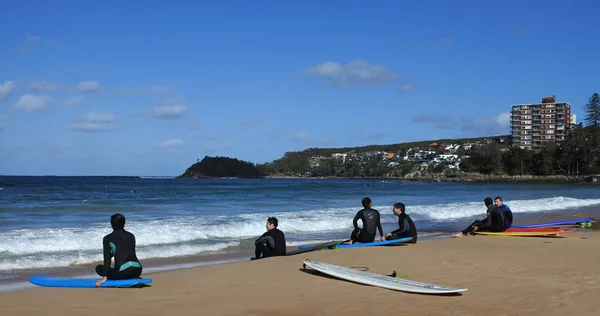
[350,208,383,243]
[95,228,142,280]
[461,205,506,235]
[254,228,286,259]
[388,213,417,243]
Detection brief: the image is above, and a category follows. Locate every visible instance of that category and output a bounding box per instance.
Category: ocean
[1,176,599,291]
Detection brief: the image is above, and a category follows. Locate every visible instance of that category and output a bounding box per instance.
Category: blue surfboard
[29,276,152,288]
[299,237,413,249]
[511,217,595,228]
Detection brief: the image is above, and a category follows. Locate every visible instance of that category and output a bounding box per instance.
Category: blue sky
[0,0,598,176]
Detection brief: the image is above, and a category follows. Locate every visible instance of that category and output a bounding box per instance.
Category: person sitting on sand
[346,197,384,244]
[95,213,143,287]
[384,202,418,243]
[495,196,513,229]
[254,217,287,259]
[453,197,506,237]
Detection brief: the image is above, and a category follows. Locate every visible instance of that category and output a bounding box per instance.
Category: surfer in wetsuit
[453,197,506,237]
[95,213,143,287]
[347,197,384,244]
[384,202,417,243]
[254,217,287,259]
[495,196,513,229]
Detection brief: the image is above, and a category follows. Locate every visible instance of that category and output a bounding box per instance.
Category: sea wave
[0,196,598,271]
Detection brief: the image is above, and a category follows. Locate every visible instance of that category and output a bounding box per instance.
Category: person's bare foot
[452,232,465,237]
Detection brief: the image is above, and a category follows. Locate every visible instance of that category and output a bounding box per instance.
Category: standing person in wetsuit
[254,217,286,259]
[346,197,384,244]
[453,197,506,237]
[495,196,513,229]
[95,213,143,287]
[384,202,418,243]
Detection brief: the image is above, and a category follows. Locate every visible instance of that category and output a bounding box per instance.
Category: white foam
[0,242,239,271]
[1,196,598,271]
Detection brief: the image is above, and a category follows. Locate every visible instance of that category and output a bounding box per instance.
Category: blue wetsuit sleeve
[102,236,112,277]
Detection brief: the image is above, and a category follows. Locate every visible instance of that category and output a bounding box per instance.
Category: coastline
[1,207,598,295]
[1,224,598,315]
[263,173,600,184]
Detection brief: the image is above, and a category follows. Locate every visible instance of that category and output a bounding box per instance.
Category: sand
[1,225,599,316]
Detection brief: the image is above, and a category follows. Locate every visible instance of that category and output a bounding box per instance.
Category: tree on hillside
[584,93,600,127]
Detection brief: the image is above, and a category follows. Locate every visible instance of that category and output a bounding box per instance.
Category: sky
[1,0,598,176]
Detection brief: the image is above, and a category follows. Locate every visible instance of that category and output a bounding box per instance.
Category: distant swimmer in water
[345,197,384,244]
[254,217,287,259]
[95,213,143,287]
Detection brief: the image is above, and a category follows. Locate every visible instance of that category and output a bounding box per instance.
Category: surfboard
[298,237,413,250]
[473,231,563,237]
[250,240,343,260]
[505,227,568,233]
[287,240,343,256]
[29,276,152,288]
[250,237,414,260]
[303,260,467,294]
[511,217,595,229]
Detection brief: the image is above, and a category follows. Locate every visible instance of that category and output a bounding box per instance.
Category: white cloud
[138,98,187,119]
[302,60,400,88]
[494,111,510,127]
[411,114,454,129]
[116,83,174,95]
[69,111,116,132]
[0,116,7,132]
[0,81,16,101]
[64,96,84,106]
[417,37,455,47]
[154,138,184,149]
[461,111,511,136]
[74,81,101,93]
[28,81,62,92]
[13,94,53,111]
[290,131,309,142]
[397,84,413,92]
[235,118,266,126]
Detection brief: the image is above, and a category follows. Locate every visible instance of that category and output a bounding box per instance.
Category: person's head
[266,217,278,231]
[484,197,493,207]
[393,202,405,216]
[362,197,372,208]
[110,213,126,230]
[494,196,503,207]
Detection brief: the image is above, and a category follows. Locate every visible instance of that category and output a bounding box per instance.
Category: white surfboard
[303,260,467,294]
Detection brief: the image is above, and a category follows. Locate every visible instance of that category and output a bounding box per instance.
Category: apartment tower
[510,95,571,148]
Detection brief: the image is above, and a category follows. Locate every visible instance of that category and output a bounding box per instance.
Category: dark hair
[362,197,372,208]
[494,196,503,202]
[267,217,278,227]
[484,197,493,207]
[393,202,405,213]
[111,213,126,229]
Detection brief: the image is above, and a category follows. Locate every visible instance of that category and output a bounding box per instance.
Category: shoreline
[263,174,600,184]
[2,207,597,294]
[2,225,599,315]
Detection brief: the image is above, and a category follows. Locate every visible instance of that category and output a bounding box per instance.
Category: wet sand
[1,214,598,316]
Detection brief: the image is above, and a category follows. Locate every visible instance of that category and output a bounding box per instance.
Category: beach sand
[1,226,598,316]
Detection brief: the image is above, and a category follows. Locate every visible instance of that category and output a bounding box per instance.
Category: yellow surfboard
[474,231,566,237]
